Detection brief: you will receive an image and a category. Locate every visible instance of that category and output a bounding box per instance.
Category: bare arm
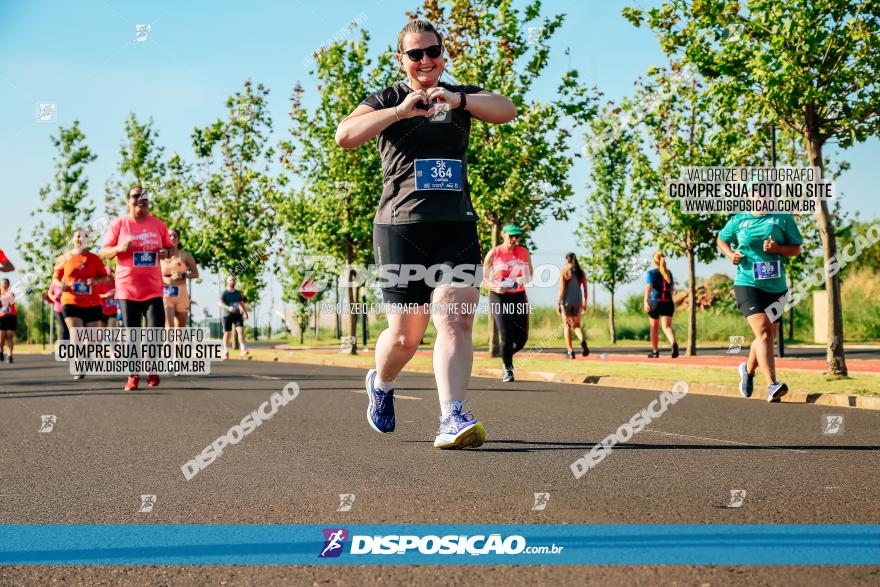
[716,236,743,265]
[184,252,200,280]
[459,90,516,125]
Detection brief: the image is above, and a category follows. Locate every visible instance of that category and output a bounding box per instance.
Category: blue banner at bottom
[0,525,877,565]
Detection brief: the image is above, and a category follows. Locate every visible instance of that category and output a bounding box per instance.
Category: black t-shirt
[221,290,244,316]
[359,80,484,224]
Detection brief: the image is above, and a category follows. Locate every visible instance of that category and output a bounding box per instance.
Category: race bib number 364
[414,159,463,191]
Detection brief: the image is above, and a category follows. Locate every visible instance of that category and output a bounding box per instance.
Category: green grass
[246,347,880,397]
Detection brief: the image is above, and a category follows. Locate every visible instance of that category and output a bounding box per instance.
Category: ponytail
[653,251,671,284]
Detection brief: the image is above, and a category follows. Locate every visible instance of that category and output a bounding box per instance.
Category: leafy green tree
[103,114,167,216]
[190,80,279,305]
[412,0,598,354]
[624,0,880,374]
[278,32,392,354]
[16,121,98,289]
[579,111,646,343]
[627,63,759,355]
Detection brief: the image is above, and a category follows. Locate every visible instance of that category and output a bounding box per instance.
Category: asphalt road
[1,354,879,585]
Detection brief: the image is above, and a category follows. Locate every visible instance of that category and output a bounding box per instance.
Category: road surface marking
[643,429,808,453]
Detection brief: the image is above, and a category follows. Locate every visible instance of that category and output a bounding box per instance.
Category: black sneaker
[671,342,679,358]
[647,350,660,358]
[73,374,85,380]
[6,355,12,364]
[567,350,576,359]
[502,368,515,383]
[581,340,589,357]
[0,350,4,362]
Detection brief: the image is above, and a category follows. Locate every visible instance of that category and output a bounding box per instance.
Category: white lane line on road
[347,389,422,401]
[248,375,284,380]
[642,429,809,454]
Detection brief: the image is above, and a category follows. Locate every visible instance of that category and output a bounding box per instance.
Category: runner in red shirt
[101,186,176,390]
[54,229,111,380]
[0,278,17,363]
[94,264,119,327]
[0,249,14,272]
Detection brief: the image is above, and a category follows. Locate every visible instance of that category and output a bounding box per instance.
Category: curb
[268,346,880,411]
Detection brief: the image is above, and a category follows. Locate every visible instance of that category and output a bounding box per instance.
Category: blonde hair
[653,251,670,283]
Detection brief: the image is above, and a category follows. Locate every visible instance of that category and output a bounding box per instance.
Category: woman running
[484,223,533,381]
[48,275,70,341]
[95,265,118,327]
[162,229,199,327]
[53,229,110,379]
[643,251,679,358]
[717,212,802,402]
[0,278,16,363]
[335,19,516,449]
[556,252,589,359]
[101,186,176,390]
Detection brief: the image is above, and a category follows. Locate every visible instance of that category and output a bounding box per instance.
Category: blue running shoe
[365,369,395,433]
[738,362,754,398]
[433,401,486,449]
[767,381,789,403]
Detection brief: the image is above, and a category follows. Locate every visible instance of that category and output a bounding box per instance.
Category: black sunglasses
[403,44,442,62]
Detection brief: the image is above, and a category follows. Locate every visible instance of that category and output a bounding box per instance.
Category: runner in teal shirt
[717,212,803,403]
[718,213,803,293]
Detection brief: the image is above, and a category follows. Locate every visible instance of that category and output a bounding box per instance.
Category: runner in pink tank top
[483,223,533,382]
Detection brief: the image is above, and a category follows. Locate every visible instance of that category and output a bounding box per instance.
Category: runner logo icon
[319,528,348,558]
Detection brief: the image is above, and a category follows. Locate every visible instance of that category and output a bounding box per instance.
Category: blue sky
[1,0,878,323]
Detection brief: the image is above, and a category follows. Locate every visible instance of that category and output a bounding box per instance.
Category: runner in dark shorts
[556,252,589,359]
[717,212,802,402]
[336,19,516,449]
[643,251,679,358]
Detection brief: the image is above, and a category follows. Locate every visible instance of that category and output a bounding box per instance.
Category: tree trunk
[788,303,794,341]
[807,137,847,375]
[686,245,697,356]
[488,220,502,357]
[608,289,616,344]
[346,265,358,355]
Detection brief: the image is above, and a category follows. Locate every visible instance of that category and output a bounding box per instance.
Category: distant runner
[484,223,533,381]
[0,278,16,363]
[643,251,679,358]
[556,252,589,359]
[717,212,802,402]
[162,229,199,328]
[95,265,118,327]
[219,276,249,359]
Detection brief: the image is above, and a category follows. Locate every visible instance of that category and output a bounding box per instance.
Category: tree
[280,251,335,345]
[104,114,167,217]
[411,0,598,354]
[278,31,391,354]
[625,0,880,374]
[579,110,646,343]
[190,80,279,305]
[628,63,760,355]
[16,121,98,288]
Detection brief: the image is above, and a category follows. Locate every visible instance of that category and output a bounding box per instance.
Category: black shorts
[373,221,482,305]
[0,314,16,331]
[61,304,104,323]
[224,314,244,332]
[734,285,787,323]
[647,301,675,319]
